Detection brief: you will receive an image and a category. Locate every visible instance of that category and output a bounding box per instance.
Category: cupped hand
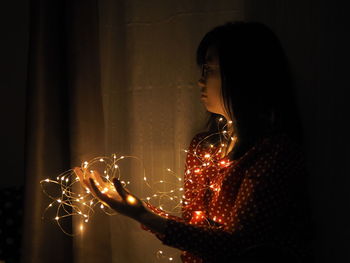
[73,167,148,221]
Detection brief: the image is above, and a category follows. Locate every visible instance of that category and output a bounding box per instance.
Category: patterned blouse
[141,132,313,263]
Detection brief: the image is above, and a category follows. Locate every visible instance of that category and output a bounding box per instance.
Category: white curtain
[96,1,244,262]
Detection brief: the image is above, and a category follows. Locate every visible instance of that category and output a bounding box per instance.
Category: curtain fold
[21,0,110,262]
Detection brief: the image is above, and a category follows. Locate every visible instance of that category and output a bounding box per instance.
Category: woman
[75,21,314,262]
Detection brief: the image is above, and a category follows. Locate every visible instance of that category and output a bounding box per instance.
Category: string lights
[40,117,237,261]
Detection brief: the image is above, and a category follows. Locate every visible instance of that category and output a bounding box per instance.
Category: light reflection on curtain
[98,1,244,262]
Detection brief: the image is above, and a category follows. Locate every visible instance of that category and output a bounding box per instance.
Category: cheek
[208,79,222,103]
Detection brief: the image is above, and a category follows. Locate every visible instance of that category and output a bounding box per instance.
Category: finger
[89,170,107,189]
[89,178,109,203]
[73,167,89,190]
[113,178,128,200]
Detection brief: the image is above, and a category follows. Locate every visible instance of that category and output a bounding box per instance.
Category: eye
[203,65,213,74]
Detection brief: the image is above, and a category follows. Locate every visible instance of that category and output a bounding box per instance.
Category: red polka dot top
[141,132,313,263]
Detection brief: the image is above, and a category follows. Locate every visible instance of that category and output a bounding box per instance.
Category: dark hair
[196,21,304,160]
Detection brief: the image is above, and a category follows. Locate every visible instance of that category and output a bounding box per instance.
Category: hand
[74,167,148,221]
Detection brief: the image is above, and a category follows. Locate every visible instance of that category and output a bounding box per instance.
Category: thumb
[113,178,128,200]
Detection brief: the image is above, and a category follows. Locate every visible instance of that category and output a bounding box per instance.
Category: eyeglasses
[200,63,220,79]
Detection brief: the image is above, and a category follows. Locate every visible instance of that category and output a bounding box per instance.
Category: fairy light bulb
[126,195,137,205]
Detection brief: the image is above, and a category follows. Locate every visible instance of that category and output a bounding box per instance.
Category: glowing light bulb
[126,195,136,205]
[167,168,171,171]
[55,216,59,220]
[45,179,50,182]
[99,158,104,162]
[100,204,104,209]
[57,199,62,203]
[204,153,211,158]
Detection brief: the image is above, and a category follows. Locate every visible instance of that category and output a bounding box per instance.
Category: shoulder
[187,131,212,151]
[237,133,306,172]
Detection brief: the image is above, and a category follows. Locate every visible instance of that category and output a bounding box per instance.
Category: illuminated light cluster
[40,116,237,259]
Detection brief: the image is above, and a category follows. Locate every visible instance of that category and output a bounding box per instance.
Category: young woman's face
[198,47,227,118]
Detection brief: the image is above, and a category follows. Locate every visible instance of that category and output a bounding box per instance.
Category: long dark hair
[196,21,304,160]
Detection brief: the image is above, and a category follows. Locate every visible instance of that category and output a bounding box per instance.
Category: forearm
[137,207,169,235]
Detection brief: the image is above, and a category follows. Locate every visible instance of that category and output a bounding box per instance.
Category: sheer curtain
[21,0,244,262]
[21,0,111,262]
[98,1,244,262]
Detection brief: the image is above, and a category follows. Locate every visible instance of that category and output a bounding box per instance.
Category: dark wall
[0,0,29,188]
[245,0,350,262]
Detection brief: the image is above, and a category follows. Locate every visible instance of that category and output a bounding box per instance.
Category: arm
[141,136,302,261]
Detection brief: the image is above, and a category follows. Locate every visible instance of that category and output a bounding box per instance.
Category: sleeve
[140,133,209,235]
[155,136,301,261]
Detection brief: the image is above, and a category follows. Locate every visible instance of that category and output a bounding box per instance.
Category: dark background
[0,0,349,262]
